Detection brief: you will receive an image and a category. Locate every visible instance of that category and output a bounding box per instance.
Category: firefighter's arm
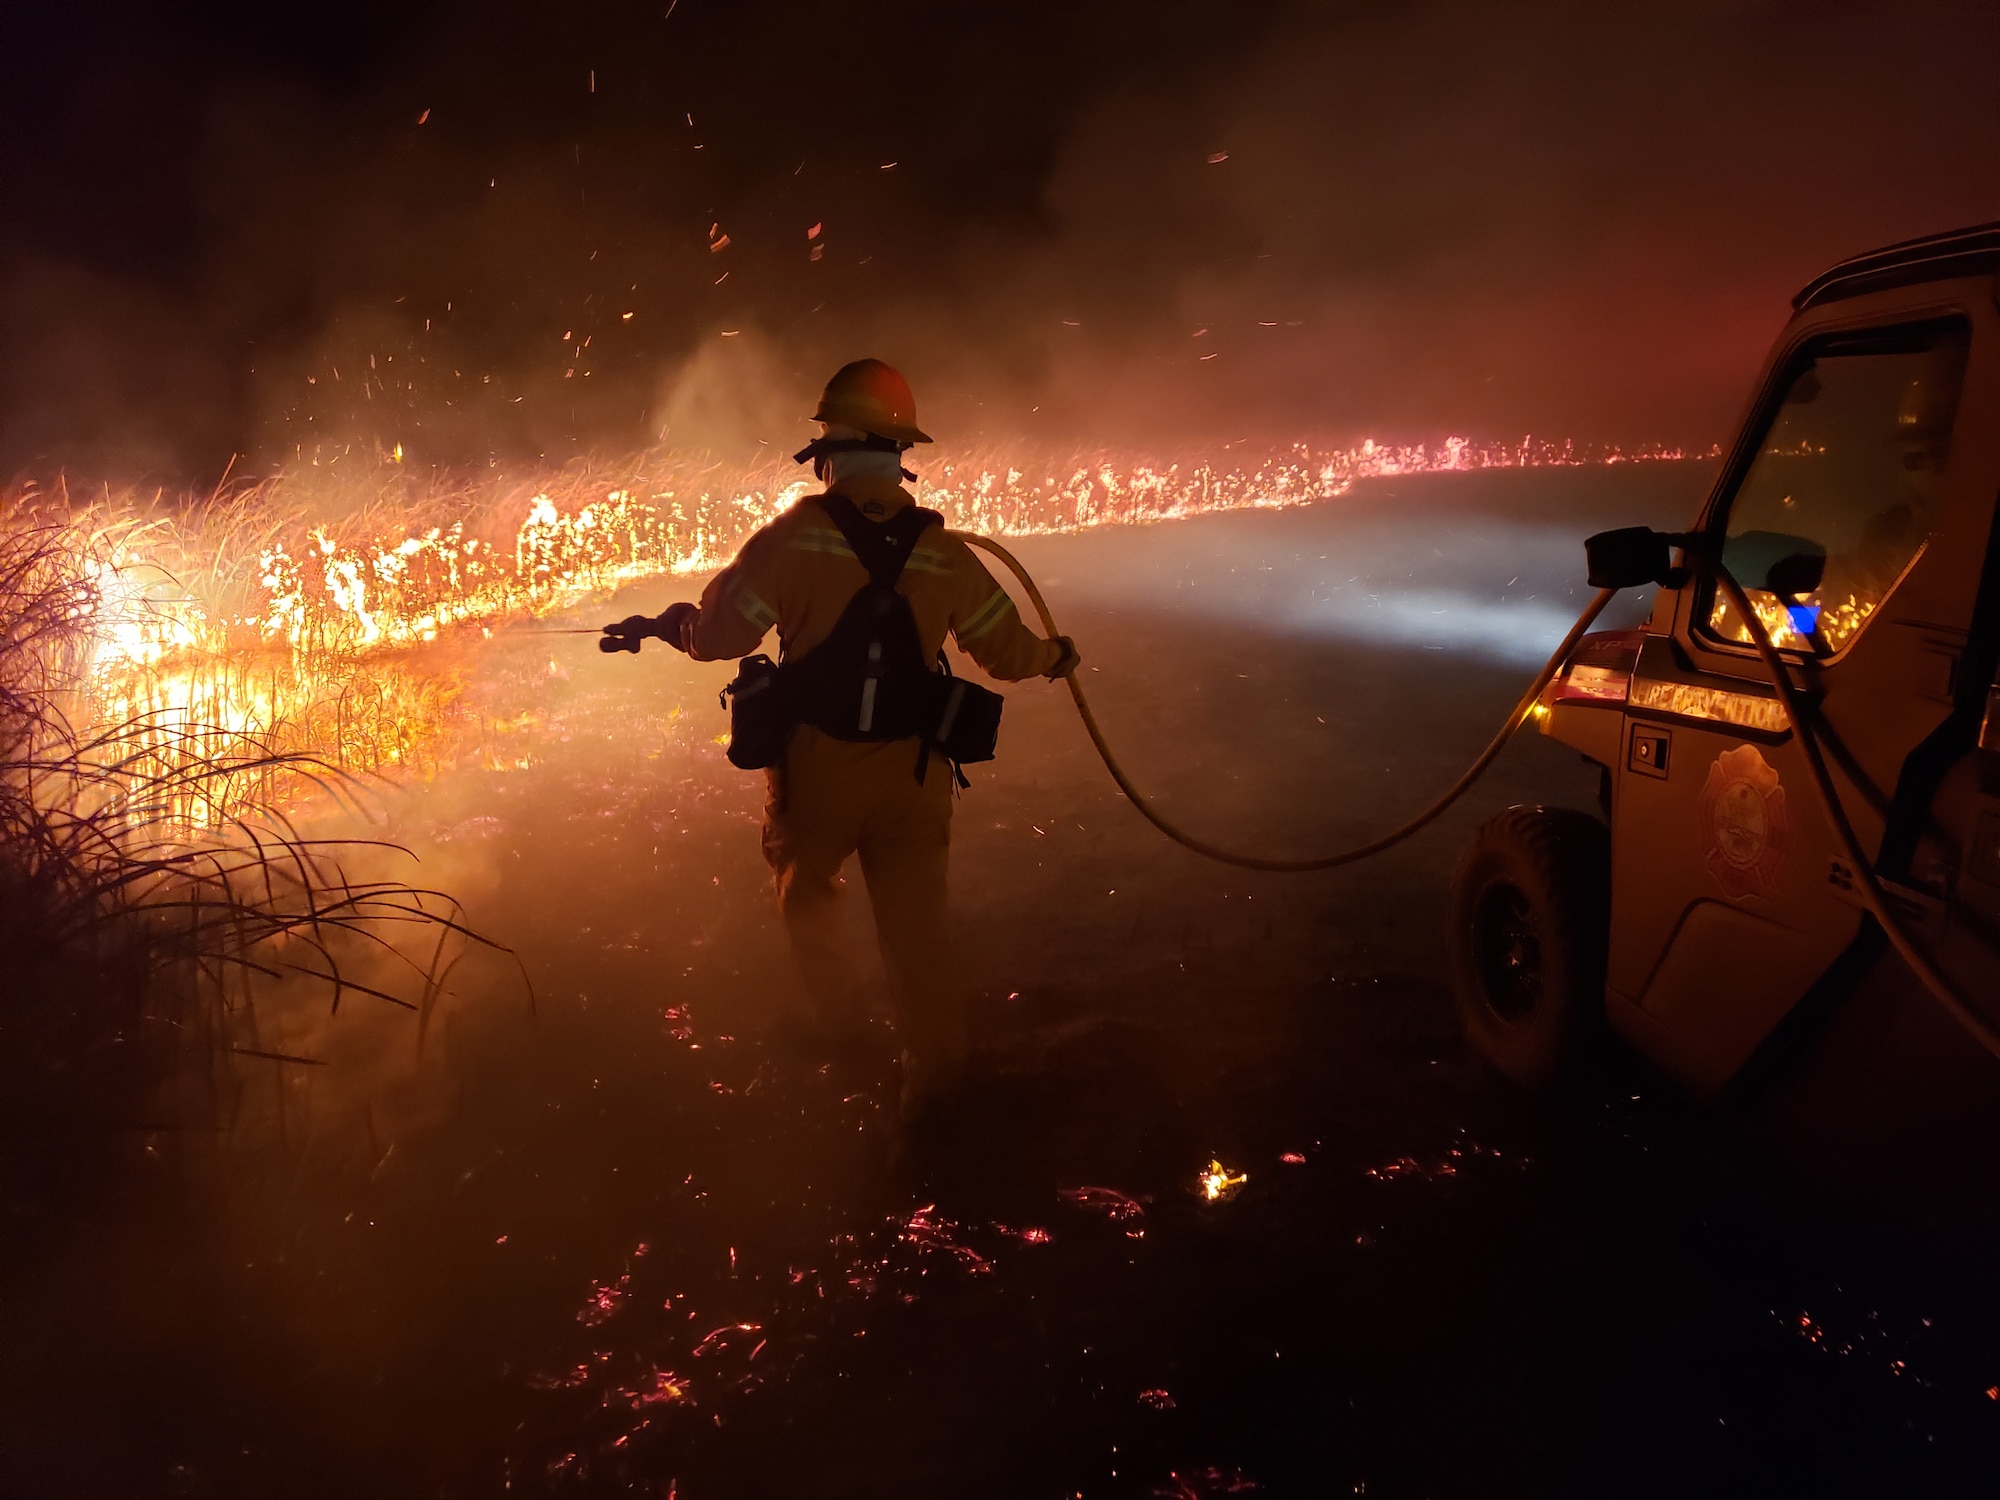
[947,539,1077,681]
[681,528,785,661]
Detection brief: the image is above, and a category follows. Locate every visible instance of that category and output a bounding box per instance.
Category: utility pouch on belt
[719,653,789,770]
[919,655,1002,765]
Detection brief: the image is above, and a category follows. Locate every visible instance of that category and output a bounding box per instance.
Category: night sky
[4,0,1998,481]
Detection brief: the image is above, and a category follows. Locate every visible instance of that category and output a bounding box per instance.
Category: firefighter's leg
[761,733,868,1030]
[855,754,963,1109]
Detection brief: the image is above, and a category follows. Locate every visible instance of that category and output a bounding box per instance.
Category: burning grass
[15,433,1700,811]
[0,521,495,1156]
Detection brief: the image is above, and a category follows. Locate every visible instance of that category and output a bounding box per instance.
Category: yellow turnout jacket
[685,473,1060,683]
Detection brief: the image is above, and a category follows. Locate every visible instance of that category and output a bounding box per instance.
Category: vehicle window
[1703,322,1969,656]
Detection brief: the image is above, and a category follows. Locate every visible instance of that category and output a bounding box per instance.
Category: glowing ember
[526,1362,595,1391]
[1364,1134,1512,1183]
[1154,1466,1261,1496]
[1198,1159,1248,1203]
[691,1322,763,1358]
[1058,1185,1147,1223]
[896,1204,993,1275]
[1367,1155,1446,1183]
[577,1274,631,1326]
[993,1223,1053,1244]
[611,1368,692,1408]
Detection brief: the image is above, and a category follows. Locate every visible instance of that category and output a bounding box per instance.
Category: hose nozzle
[599,613,665,653]
[599,604,697,655]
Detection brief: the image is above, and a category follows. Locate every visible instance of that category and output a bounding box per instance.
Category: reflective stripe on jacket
[685,474,1060,682]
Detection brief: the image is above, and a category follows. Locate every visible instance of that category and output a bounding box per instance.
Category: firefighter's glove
[658,602,700,654]
[598,604,699,655]
[1044,635,1081,679]
[598,614,654,654]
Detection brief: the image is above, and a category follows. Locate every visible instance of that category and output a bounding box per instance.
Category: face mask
[794,434,916,483]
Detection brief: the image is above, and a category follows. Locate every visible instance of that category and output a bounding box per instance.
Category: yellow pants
[760,727,964,1067]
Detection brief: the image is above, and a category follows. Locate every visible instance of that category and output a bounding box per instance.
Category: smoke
[3,1,1998,482]
[0,260,240,478]
[648,331,808,462]
[941,0,2000,445]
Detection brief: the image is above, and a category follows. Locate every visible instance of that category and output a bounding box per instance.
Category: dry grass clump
[0,517,493,1165]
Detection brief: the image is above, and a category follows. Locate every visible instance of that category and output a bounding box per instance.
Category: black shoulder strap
[817,493,943,588]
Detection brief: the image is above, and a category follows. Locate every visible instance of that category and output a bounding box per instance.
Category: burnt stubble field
[6,468,1997,1498]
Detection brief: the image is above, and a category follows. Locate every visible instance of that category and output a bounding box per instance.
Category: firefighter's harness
[718,495,1002,786]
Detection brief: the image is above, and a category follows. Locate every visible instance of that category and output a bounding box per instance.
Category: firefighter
[635,360,1077,1121]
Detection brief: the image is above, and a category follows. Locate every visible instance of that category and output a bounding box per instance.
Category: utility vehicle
[1450,222,2000,1238]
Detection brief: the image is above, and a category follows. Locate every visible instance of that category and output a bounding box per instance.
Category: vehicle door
[1606,298,1999,1093]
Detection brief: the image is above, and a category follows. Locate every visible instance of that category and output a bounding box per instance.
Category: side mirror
[1763,551,1826,600]
[1585,527,1673,589]
[1721,529,1825,596]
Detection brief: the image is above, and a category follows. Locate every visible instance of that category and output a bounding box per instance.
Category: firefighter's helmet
[811,359,932,445]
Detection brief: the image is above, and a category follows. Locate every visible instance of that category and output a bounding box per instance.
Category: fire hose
[961,534,1618,872]
[964,534,2000,1061]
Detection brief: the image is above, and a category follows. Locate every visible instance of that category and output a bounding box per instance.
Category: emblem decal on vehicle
[1700,744,1790,898]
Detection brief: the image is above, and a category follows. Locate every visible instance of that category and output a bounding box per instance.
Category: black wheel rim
[1472,880,1543,1023]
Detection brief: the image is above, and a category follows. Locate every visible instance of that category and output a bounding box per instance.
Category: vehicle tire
[1448,805,1610,1088]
